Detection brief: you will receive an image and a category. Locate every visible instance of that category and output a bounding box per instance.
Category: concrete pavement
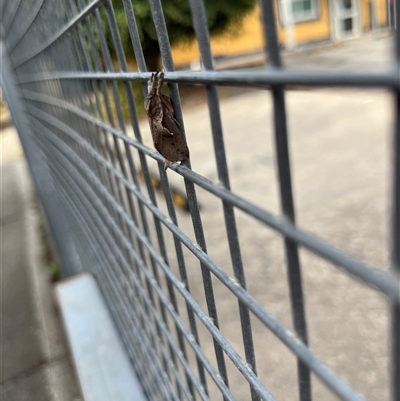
[283,30,393,72]
[0,126,81,400]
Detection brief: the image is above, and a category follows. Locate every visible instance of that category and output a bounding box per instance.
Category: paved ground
[163,88,392,401]
[0,127,81,399]
[1,32,396,401]
[283,30,394,72]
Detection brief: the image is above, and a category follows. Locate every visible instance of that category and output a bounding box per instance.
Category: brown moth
[144,71,190,170]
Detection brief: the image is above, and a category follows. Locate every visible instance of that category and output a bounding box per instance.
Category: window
[278,0,319,24]
[342,17,353,31]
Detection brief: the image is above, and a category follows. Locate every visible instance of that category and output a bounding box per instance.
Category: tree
[108,0,257,71]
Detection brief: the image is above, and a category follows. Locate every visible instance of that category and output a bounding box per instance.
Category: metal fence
[1,0,399,400]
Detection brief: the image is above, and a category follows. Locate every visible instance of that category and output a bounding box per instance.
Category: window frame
[277,0,320,24]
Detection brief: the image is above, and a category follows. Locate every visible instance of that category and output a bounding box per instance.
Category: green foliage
[107,0,257,67]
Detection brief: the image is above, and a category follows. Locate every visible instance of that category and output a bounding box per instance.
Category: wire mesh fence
[1,0,399,400]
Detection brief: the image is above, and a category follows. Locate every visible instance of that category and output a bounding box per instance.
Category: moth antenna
[148,73,156,93]
[156,71,164,96]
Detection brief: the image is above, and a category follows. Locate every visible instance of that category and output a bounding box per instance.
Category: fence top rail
[15,69,400,88]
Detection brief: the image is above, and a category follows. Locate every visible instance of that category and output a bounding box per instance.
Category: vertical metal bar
[7,0,44,55]
[62,9,169,394]
[157,164,210,396]
[71,8,166,389]
[97,7,186,398]
[391,2,400,400]
[38,127,177,394]
[259,2,311,401]
[91,8,159,284]
[75,0,128,210]
[2,0,22,38]
[41,146,180,401]
[89,0,175,332]
[119,0,209,394]
[41,134,202,400]
[391,97,400,401]
[63,3,105,179]
[7,0,45,53]
[92,9,151,269]
[66,0,133,276]
[35,121,169,401]
[85,15,178,394]
[78,5,166,363]
[102,2,195,397]
[37,111,233,399]
[187,1,259,400]
[148,0,230,395]
[0,40,82,276]
[0,0,8,17]
[0,0,10,24]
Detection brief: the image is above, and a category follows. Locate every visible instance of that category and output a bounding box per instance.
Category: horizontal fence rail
[1,0,399,400]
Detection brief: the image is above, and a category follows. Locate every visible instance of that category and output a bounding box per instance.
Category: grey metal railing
[1,0,399,400]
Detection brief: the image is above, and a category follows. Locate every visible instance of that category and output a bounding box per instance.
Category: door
[332,0,361,39]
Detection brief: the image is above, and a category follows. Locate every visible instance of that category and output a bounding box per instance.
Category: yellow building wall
[172,7,265,67]
[171,0,387,68]
[360,0,387,30]
[277,0,331,45]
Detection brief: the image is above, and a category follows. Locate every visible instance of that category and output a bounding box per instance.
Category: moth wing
[160,94,174,113]
[154,132,189,163]
[161,94,180,127]
[154,113,189,162]
[150,89,189,163]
